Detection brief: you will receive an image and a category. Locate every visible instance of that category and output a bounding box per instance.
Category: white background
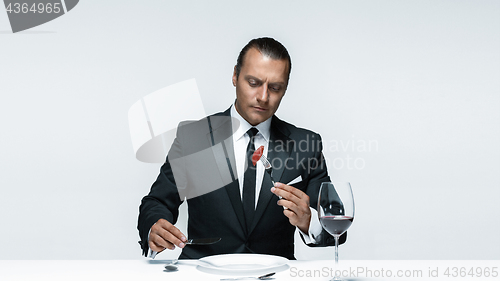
[0,0,498,260]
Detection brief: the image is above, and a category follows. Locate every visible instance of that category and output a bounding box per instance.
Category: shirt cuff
[298,207,322,244]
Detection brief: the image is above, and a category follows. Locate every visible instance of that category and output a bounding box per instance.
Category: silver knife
[185,237,221,245]
[150,237,221,259]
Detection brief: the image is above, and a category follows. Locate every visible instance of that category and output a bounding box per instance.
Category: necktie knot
[247,128,259,138]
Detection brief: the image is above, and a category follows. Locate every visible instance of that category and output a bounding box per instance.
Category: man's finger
[149,236,170,251]
[153,227,184,249]
[163,222,187,243]
[152,219,187,248]
[278,197,307,216]
[271,183,309,206]
[154,229,184,250]
[277,197,295,210]
[282,208,300,226]
[277,182,306,197]
[271,185,299,202]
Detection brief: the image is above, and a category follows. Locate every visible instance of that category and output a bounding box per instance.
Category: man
[138,37,345,260]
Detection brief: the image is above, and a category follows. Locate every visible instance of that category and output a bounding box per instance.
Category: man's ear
[232,66,237,86]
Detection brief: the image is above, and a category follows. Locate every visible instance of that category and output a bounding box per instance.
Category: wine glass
[318,182,354,281]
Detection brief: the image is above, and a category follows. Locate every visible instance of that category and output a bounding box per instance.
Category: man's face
[232,48,289,126]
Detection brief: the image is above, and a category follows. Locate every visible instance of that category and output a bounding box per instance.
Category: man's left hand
[271,182,311,234]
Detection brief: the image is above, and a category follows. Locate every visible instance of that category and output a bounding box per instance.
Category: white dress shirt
[230,105,321,244]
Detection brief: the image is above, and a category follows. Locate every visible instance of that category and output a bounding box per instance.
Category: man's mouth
[253,106,267,112]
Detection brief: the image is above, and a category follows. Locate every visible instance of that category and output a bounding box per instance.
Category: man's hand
[271,182,311,234]
[149,218,187,253]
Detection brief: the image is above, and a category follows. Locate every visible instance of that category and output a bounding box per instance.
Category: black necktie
[243,128,259,232]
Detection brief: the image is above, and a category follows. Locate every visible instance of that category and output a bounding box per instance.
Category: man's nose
[256,85,269,102]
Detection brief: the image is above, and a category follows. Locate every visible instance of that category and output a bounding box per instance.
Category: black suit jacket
[137,108,345,260]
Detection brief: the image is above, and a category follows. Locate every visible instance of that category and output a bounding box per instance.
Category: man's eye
[248,80,258,87]
[270,86,281,92]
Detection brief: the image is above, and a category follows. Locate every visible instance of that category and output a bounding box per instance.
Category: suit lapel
[206,109,248,235]
[266,117,293,183]
[249,116,294,235]
[224,179,247,235]
[207,114,238,183]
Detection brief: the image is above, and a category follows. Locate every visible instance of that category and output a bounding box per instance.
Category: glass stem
[334,235,339,265]
[333,235,340,281]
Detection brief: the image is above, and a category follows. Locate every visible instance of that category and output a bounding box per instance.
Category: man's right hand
[149,218,187,252]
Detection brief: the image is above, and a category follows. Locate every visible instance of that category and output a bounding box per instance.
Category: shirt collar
[231,104,271,142]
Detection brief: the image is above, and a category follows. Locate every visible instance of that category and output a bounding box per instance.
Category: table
[1,259,498,280]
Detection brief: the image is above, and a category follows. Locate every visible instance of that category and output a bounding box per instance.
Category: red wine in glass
[319,216,353,236]
[318,182,355,281]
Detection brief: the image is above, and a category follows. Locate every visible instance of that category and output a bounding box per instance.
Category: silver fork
[258,155,286,208]
[220,272,275,280]
[258,154,275,185]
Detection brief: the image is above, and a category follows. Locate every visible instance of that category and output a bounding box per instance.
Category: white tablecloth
[1,259,498,280]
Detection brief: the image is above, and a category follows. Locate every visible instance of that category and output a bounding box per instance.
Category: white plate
[196,253,289,275]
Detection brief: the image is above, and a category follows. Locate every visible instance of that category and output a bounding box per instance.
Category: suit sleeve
[301,134,347,247]
[137,134,184,256]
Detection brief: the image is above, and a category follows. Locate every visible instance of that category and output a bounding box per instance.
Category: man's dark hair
[235,37,292,81]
